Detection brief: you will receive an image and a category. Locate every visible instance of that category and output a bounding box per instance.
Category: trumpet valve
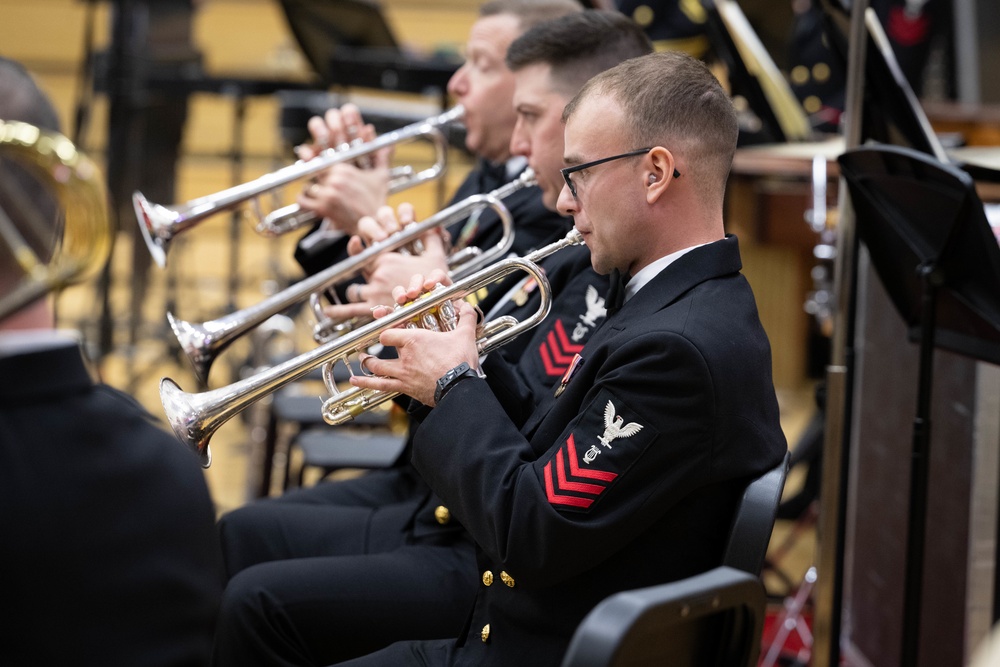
[322,388,391,425]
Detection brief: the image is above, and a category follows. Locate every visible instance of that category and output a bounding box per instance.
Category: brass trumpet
[133,105,464,267]
[0,120,112,320]
[160,228,584,467]
[169,169,534,386]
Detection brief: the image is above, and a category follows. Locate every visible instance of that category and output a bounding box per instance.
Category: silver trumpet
[160,228,585,467]
[169,169,534,387]
[133,105,465,267]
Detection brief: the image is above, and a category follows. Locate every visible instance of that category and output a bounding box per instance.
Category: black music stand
[838,143,1000,667]
[278,0,398,86]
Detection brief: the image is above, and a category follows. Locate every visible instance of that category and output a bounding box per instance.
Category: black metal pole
[900,263,940,666]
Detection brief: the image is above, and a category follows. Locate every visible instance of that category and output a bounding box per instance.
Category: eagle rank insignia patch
[541,392,657,512]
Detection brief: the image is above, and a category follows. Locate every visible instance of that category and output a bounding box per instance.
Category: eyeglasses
[560,147,681,199]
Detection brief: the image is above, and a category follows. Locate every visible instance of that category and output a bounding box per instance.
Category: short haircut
[0,57,63,291]
[563,51,738,205]
[506,11,653,97]
[479,0,583,33]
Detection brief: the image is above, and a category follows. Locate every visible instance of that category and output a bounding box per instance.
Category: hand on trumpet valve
[353,203,415,246]
[357,238,452,311]
[354,296,482,407]
[293,104,393,235]
[296,161,391,237]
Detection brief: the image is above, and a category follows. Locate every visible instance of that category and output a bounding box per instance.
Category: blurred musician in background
[212,9,653,667]
[340,50,786,666]
[0,56,222,667]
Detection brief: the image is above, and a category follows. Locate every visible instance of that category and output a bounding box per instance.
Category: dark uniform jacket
[0,342,223,666]
[411,236,787,666]
[409,244,608,542]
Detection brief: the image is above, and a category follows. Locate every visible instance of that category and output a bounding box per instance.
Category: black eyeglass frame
[560,147,681,199]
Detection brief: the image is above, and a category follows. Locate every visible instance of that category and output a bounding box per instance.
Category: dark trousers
[213,470,476,667]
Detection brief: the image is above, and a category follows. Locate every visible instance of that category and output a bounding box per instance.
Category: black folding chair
[562,453,789,666]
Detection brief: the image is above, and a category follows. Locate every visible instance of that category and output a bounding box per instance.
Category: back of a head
[506,10,653,96]
[0,57,63,297]
[479,0,584,34]
[565,51,738,207]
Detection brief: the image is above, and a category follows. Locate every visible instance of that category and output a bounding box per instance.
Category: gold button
[791,65,810,85]
[482,570,494,586]
[804,95,822,114]
[632,5,654,27]
[500,571,515,588]
[481,623,490,643]
[813,62,831,83]
[434,506,450,525]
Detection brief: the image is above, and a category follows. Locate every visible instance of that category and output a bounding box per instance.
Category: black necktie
[605,269,627,317]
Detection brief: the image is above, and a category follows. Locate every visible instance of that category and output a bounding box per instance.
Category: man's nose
[509,121,530,157]
[447,64,469,98]
[556,182,577,217]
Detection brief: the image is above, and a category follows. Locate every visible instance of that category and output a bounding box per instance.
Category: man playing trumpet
[340,51,787,666]
[290,0,582,310]
[212,8,657,667]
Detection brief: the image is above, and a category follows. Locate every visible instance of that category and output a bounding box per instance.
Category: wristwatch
[434,362,485,404]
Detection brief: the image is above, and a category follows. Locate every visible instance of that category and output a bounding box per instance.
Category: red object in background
[760,606,813,665]
[887,5,930,47]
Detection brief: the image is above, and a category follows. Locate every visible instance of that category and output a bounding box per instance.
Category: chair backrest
[560,566,766,667]
[723,450,791,576]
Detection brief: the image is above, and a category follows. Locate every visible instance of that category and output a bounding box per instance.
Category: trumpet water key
[159,228,584,467]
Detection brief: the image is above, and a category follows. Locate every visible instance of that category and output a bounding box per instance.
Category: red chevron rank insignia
[539,319,584,377]
[543,434,618,509]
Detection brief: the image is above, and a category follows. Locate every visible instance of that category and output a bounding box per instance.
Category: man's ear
[645,146,676,204]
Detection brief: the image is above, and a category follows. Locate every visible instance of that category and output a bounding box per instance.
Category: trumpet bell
[160,377,212,467]
[167,312,216,387]
[133,191,174,268]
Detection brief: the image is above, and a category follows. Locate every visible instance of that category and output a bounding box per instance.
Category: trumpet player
[290,1,579,305]
[212,8,658,667]
[339,51,787,666]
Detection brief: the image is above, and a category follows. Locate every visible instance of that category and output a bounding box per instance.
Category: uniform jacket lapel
[520,235,743,437]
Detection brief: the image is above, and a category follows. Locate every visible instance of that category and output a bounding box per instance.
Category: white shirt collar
[0,329,80,359]
[624,241,713,303]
